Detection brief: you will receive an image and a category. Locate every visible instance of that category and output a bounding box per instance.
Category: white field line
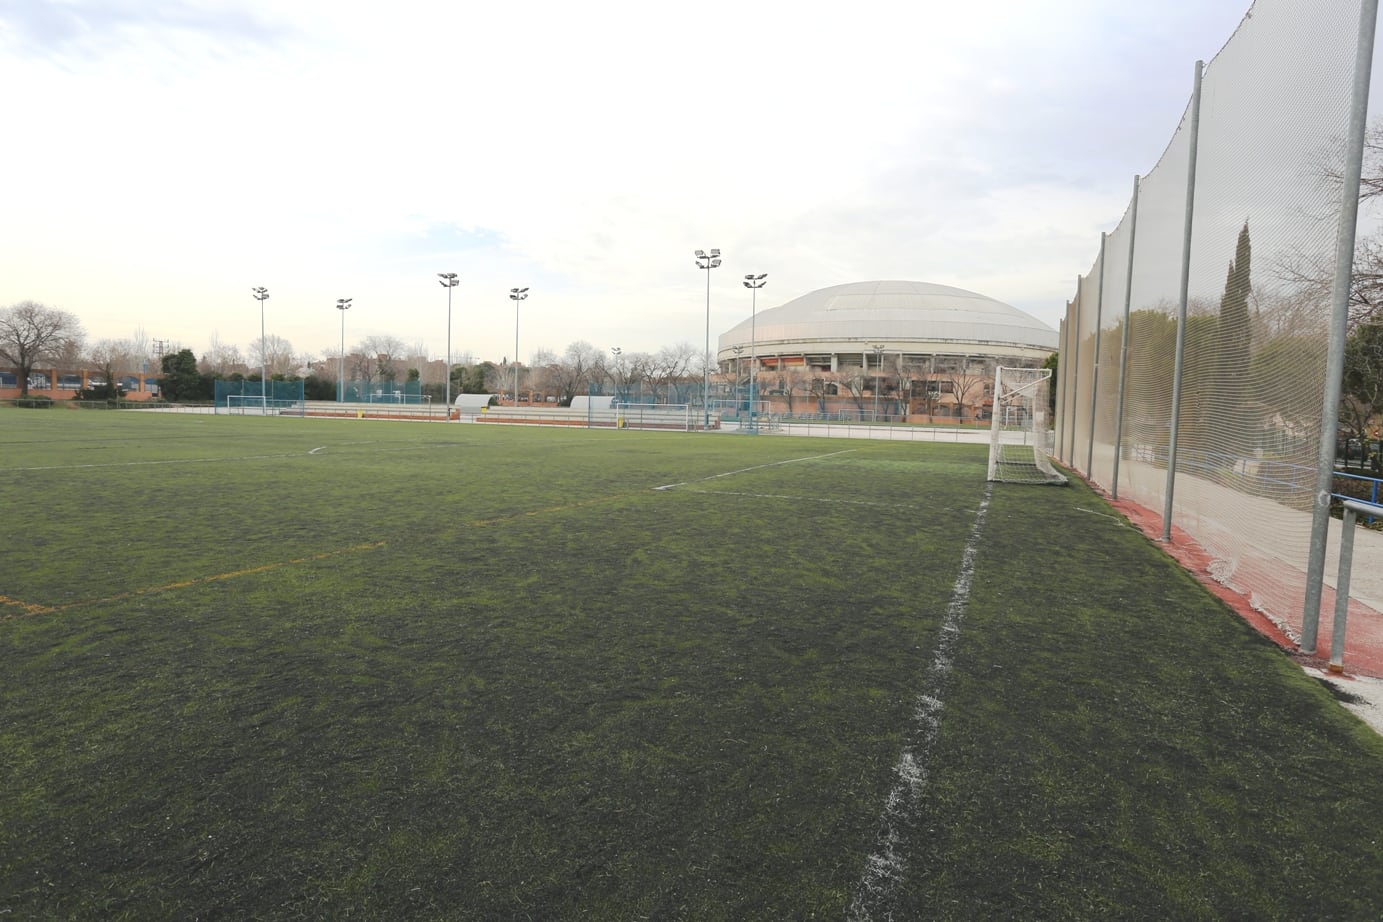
[848,482,993,921]
[652,449,856,491]
[678,488,919,511]
[7,441,463,472]
[8,452,316,472]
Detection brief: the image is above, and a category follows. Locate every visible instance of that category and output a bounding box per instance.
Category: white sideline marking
[10,451,313,472]
[9,441,456,472]
[848,483,993,921]
[680,488,918,511]
[652,449,855,491]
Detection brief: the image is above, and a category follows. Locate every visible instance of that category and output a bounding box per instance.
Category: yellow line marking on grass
[0,595,55,616]
[653,449,857,491]
[0,542,386,623]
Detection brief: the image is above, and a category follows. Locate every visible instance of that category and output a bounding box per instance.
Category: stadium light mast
[336,298,352,403]
[439,273,459,418]
[510,288,529,407]
[872,344,885,422]
[731,345,743,419]
[251,287,269,414]
[743,273,767,431]
[696,248,721,429]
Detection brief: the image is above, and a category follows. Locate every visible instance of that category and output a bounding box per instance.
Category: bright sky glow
[2,0,1265,365]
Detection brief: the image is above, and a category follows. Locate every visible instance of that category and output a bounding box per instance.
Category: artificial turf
[1,408,1381,920]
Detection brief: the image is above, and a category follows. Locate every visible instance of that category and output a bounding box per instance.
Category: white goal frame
[221,395,306,416]
[986,366,1067,485]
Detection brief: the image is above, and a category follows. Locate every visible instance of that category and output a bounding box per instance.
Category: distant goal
[986,366,1066,485]
[221,395,306,417]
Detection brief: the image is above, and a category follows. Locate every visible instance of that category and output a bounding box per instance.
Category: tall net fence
[340,380,425,403]
[1056,0,1368,642]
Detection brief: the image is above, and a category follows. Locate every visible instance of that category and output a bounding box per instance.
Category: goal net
[221,394,306,416]
[987,367,1066,485]
[215,379,306,416]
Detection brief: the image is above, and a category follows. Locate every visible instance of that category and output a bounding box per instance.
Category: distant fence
[1054,0,1376,650]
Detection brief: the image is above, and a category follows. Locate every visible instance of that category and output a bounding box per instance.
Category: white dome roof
[719,280,1057,355]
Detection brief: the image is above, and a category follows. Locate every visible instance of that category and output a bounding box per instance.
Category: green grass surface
[2,408,1382,920]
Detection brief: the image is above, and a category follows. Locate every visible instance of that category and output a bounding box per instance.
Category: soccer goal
[221,395,306,416]
[987,366,1067,485]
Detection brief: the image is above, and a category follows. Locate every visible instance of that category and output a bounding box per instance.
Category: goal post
[987,366,1067,485]
[222,394,307,416]
[215,379,306,416]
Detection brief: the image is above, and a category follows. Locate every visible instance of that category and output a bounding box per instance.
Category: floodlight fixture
[510,287,529,407]
[336,298,352,403]
[251,287,270,413]
[439,273,460,415]
[695,247,721,429]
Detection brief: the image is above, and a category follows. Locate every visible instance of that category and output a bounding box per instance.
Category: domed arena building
[716,280,1058,421]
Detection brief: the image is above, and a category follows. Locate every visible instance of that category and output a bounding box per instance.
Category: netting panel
[1063,0,1362,638]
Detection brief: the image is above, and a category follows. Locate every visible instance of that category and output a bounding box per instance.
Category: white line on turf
[679,488,916,510]
[847,482,993,921]
[8,452,315,472]
[651,449,856,491]
[8,442,461,472]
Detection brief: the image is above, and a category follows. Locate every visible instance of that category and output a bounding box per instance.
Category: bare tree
[0,301,85,397]
[203,331,244,376]
[87,338,138,395]
[942,368,990,421]
[356,335,407,387]
[606,348,651,400]
[552,341,603,404]
[251,334,296,377]
[769,366,812,416]
[835,365,869,416]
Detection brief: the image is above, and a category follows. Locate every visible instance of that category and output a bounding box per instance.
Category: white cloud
[1,0,1263,362]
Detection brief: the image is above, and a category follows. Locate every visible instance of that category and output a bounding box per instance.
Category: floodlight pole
[336,298,352,403]
[872,344,885,422]
[743,273,766,432]
[731,345,743,420]
[510,287,529,407]
[696,248,721,429]
[252,287,269,413]
[439,273,459,419]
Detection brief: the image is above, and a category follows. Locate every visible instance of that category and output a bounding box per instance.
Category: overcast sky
[2,0,1283,366]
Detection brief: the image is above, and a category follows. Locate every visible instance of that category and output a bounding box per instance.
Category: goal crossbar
[987,366,1067,485]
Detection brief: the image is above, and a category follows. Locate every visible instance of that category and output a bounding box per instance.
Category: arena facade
[716,280,1058,421]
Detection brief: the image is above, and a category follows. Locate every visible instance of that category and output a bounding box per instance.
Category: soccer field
[3,409,1383,920]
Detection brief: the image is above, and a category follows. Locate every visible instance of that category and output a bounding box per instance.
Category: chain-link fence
[1055,0,1375,649]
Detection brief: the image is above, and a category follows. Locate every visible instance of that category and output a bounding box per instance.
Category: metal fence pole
[1070,277,1083,471]
[1162,60,1203,543]
[1302,0,1379,652]
[1111,175,1141,502]
[1086,232,1107,477]
[1330,504,1361,672]
[1056,316,1068,461]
